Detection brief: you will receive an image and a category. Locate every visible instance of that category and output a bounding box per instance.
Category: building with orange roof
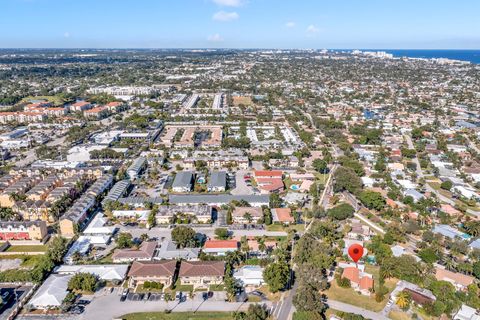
[435,266,475,291]
[255,177,284,194]
[254,170,283,179]
[203,240,238,256]
[341,266,374,296]
[83,106,109,119]
[70,101,92,112]
[272,208,294,224]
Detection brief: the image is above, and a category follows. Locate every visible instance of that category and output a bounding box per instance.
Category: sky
[1,0,480,49]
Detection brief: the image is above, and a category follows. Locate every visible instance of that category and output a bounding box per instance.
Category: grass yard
[0,254,44,268]
[232,96,253,107]
[208,284,225,291]
[388,310,411,320]
[325,265,398,312]
[122,312,233,320]
[265,224,284,231]
[21,95,66,106]
[256,285,282,302]
[6,245,48,252]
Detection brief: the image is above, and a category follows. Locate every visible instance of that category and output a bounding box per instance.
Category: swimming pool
[290,184,300,191]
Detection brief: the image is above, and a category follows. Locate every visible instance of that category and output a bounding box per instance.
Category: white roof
[55,264,129,281]
[83,212,114,235]
[454,304,480,320]
[29,274,72,308]
[233,266,264,286]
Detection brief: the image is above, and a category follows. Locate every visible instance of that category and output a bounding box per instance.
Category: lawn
[6,245,48,252]
[388,310,411,320]
[232,96,253,107]
[266,223,305,233]
[324,265,398,312]
[122,312,233,320]
[0,254,44,268]
[21,95,66,106]
[208,284,225,291]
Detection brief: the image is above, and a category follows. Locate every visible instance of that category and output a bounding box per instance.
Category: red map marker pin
[348,243,364,263]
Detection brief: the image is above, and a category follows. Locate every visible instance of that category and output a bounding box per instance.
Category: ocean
[379,50,480,64]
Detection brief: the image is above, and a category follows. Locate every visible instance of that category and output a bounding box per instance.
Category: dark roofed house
[127,260,177,289]
[178,261,225,289]
[207,171,227,192]
[172,171,194,193]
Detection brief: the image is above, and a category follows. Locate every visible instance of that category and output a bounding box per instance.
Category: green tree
[171,226,197,248]
[327,203,355,220]
[214,228,230,240]
[68,273,99,293]
[293,282,327,315]
[116,232,133,248]
[312,159,328,173]
[440,180,453,191]
[359,190,386,211]
[333,167,362,194]
[263,261,290,293]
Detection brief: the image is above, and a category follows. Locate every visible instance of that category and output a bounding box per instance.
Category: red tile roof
[254,170,283,178]
[273,208,294,222]
[204,240,238,249]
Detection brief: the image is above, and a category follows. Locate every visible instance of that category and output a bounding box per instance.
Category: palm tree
[380,266,394,280]
[444,257,456,271]
[396,291,411,309]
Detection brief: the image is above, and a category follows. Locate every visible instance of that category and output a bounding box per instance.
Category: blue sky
[1,0,479,49]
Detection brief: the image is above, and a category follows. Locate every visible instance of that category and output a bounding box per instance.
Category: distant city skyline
[1,0,480,49]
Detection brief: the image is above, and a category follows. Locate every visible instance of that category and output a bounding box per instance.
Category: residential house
[272,208,294,224]
[340,263,373,296]
[127,260,177,289]
[0,220,47,241]
[232,207,263,224]
[233,265,264,288]
[178,261,225,289]
[207,171,227,192]
[112,241,157,263]
[28,274,72,310]
[435,266,475,291]
[172,171,194,192]
[203,240,238,256]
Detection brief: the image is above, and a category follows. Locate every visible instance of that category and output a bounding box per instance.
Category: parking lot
[80,288,247,319]
[230,169,254,195]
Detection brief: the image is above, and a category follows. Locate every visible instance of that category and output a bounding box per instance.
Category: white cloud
[285,22,295,28]
[306,24,320,34]
[63,32,70,38]
[212,11,239,22]
[207,33,224,42]
[212,0,244,7]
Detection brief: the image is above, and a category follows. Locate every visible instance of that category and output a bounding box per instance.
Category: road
[271,280,298,320]
[465,135,480,154]
[327,300,389,320]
